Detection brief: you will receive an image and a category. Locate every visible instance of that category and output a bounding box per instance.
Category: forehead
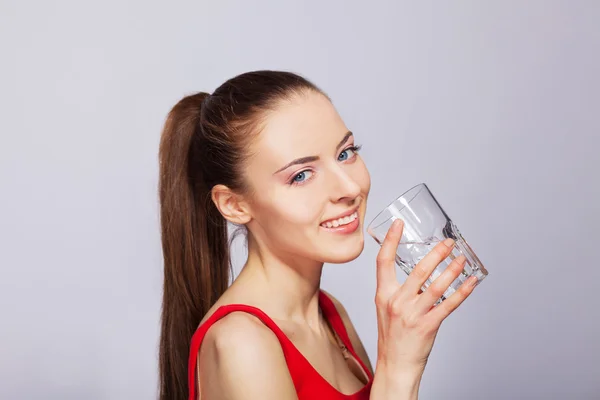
[252,91,349,163]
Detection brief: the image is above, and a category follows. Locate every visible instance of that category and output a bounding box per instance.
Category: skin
[197,91,478,400]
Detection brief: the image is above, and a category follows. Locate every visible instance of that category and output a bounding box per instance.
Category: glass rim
[367,182,429,234]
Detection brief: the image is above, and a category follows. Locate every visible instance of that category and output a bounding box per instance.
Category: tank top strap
[318,291,356,353]
[187,303,304,400]
[318,291,373,381]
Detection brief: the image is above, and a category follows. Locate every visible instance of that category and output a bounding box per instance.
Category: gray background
[1,1,599,399]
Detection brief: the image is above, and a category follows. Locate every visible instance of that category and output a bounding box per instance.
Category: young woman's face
[243,91,371,265]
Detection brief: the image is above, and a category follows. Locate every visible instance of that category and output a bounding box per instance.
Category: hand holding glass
[367,183,488,305]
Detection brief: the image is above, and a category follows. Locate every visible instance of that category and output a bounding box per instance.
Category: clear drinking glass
[367,183,488,305]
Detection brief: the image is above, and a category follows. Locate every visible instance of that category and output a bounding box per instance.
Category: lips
[320,207,360,228]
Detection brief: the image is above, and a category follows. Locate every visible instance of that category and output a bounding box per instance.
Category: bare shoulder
[320,289,374,374]
[197,312,298,400]
[203,311,271,349]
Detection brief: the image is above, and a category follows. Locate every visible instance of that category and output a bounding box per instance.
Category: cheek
[273,196,322,227]
[251,186,323,232]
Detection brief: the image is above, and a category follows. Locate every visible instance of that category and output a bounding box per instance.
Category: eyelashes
[289,170,314,185]
[341,145,362,159]
[288,144,362,186]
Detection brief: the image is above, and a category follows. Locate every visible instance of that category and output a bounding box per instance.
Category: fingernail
[468,276,478,287]
[392,219,403,231]
[443,238,455,247]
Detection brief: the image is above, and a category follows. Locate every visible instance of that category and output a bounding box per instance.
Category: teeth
[321,211,358,228]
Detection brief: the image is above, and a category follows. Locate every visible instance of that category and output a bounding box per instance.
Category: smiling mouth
[320,211,359,228]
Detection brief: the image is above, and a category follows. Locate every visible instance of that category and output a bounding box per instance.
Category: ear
[211,184,252,225]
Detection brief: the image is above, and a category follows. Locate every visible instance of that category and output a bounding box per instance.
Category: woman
[158,70,478,400]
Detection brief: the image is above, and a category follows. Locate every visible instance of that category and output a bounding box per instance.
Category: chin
[322,236,365,264]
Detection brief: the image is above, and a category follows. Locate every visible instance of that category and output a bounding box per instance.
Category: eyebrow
[273,131,354,174]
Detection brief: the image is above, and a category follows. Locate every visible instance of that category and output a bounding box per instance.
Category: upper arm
[197,312,298,400]
[321,290,374,375]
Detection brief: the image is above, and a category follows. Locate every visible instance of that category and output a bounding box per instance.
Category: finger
[375,219,403,293]
[415,255,467,313]
[426,275,478,322]
[403,238,455,295]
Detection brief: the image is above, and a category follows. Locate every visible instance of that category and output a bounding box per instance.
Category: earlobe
[211,184,252,225]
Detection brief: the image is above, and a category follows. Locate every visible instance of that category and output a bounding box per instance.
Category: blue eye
[290,170,313,185]
[338,145,362,161]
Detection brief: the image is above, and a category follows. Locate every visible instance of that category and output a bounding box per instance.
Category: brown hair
[157,70,322,399]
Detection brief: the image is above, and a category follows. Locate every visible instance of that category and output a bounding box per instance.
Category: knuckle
[375,254,388,265]
[442,297,458,311]
[389,297,404,317]
[427,283,445,297]
[374,292,387,307]
[449,266,464,280]
[461,282,475,294]
[453,256,467,270]
[445,294,465,311]
[434,244,449,257]
[404,313,421,329]
[411,266,428,280]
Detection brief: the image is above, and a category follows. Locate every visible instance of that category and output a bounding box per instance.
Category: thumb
[374,219,403,294]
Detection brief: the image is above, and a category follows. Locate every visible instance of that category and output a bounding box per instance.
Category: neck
[235,233,324,328]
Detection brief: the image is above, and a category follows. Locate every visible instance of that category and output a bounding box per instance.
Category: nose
[329,165,361,203]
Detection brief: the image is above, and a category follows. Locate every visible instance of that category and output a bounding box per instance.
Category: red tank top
[188,290,373,399]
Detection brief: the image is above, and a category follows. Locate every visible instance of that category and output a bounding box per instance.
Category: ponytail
[157,71,324,399]
[158,92,231,400]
